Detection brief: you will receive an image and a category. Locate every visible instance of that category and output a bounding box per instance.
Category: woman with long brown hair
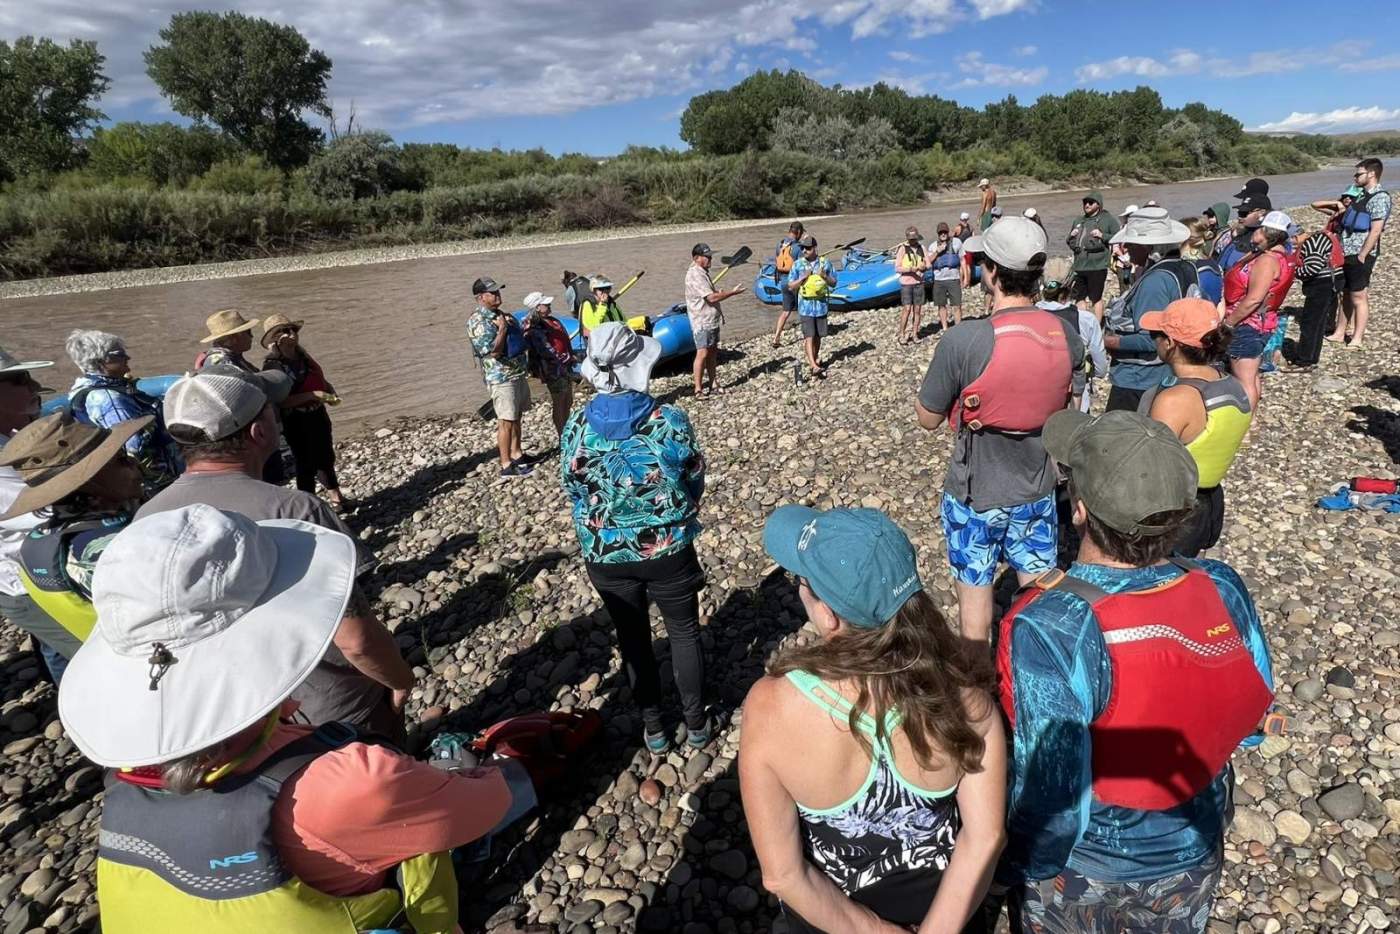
[740,506,1005,934]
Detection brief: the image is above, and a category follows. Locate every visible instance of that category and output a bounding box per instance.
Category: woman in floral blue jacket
[561,323,709,754]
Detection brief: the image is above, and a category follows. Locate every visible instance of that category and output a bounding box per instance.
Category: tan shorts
[489,379,531,421]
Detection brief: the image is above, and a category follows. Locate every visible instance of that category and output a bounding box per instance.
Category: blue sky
[9,0,1400,154]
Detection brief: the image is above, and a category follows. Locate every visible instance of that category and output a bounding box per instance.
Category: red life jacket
[997,561,1274,811]
[948,307,1071,433]
[1321,225,1345,269]
[1223,250,1295,332]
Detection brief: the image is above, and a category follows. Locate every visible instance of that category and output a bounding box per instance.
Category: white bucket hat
[523,291,554,310]
[58,505,355,767]
[1110,207,1190,246]
[580,322,661,394]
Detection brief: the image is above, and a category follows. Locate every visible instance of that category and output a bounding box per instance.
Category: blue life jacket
[932,244,960,270]
[1340,189,1382,234]
[1194,258,1224,305]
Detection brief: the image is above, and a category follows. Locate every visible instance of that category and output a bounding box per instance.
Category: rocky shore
[2,250,1398,933]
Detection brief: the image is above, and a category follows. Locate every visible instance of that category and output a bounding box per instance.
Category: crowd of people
[0,158,1389,933]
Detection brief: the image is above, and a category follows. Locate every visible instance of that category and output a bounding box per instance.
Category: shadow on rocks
[351,446,500,550]
[728,356,798,392]
[824,340,877,367]
[1345,404,1400,466]
[1364,374,1400,402]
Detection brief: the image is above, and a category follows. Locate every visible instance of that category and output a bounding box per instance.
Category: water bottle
[793,360,803,386]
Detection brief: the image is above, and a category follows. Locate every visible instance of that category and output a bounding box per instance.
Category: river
[3,166,1353,433]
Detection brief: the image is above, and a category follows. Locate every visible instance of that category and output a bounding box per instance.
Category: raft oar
[614,270,645,299]
[712,245,753,284]
[819,237,866,259]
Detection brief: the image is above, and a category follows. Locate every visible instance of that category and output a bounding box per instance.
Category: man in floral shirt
[468,277,533,477]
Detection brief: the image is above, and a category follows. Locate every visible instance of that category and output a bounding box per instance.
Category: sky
[8,0,1400,155]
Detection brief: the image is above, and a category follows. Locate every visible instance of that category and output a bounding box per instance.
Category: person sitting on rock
[137,367,415,741]
[0,411,147,679]
[64,328,183,496]
[741,505,1006,934]
[59,504,537,934]
[995,410,1273,932]
[560,322,709,754]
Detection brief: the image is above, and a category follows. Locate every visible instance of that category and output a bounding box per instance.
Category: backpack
[775,238,798,274]
[1106,258,1202,336]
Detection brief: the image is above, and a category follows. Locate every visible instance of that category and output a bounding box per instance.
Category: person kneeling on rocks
[741,505,1006,934]
[61,505,536,934]
[995,410,1273,933]
[561,323,710,754]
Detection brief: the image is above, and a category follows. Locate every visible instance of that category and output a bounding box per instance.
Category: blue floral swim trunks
[940,492,1057,587]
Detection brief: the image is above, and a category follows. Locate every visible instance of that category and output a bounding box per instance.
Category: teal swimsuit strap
[785,670,901,741]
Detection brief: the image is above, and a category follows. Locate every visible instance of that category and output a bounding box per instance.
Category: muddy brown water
[4,167,1352,434]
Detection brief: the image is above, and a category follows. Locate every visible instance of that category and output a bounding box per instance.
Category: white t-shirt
[0,432,43,598]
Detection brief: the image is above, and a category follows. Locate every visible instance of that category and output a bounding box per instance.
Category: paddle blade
[840,237,866,250]
[726,245,753,266]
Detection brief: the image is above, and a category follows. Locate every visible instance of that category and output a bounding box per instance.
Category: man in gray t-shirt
[143,368,413,739]
[915,218,1083,646]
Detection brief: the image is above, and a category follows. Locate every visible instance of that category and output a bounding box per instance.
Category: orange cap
[1138,298,1221,348]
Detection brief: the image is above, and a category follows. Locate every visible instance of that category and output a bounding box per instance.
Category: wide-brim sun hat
[0,411,151,520]
[260,313,305,348]
[200,310,261,344]
[58,505,355,768]
[580,322,662,394]
[1110,208,1190,246]
[0,348,55,376]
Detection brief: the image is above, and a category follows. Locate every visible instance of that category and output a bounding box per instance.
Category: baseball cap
[1042,256,1073,292]
[937,222,950,234]
[1342,185,1363,199]
[1023,207,1038,219]
[978,178,990,187]
[961,216,1048,271]
[989,206,1004,217]
[1238,193,1271,214]
[798,235,817,249]
[763,506,922,628]
[1138,297,1222,348]
[905,226,921,239]
[959,211,970,220]
[1232,177,1268,199]
[471,277,503,295]
[522,291,554,310]
[691,242,713,257]
[1261,210,1292,232]
[1043,410,1198,536]
[163,367,291,443]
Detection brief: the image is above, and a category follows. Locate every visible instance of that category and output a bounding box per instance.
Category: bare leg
[705,347,720,389]
[772,309,791,346]
[912,305,924,339]
[1328,292,1353,341]
[496,418,514,468]
[508,420,524,462]
[952,303,962,326]
[955,580,996,645]
[1092,297,1106,322]
[1231,355,1262,413]
[1350,288,1369,345]
[692,349,706,394]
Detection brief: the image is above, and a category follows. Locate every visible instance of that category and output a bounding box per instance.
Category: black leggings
[1295,276,1339,366]
[282,405,340,494]
[586,545,706,731]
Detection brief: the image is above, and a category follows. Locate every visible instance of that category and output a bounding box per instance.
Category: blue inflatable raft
[515,307,694,363]
[753,247,935,311]
[40,374,183,417]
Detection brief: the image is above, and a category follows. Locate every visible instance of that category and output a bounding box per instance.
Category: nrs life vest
[17,517,128,643]
[96,724,459,934]
[998,561,1274,811]
[949,308,1072,433]
[1139,374,1252,489]
[1223,250,1294,333]
[1340,188,1384,234]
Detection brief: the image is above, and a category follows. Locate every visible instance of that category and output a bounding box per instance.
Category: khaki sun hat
[1109,207,1190,246]
[260,313,305,349]
[0,347,55,377]
[200,310,261,345]
[0,411,150,520]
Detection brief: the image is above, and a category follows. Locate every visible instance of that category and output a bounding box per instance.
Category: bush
[191,155,282,195]
[304,131,409,200]
[87,122,240,187]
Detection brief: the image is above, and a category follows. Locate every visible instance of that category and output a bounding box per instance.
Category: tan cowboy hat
[260,313,305,348]
[200,310,261,344]
[0,411,150,520]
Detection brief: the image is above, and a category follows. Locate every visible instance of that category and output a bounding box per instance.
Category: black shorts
[1176,485,1225,558]
[1070,268,1108,303]
[801,315,829,338]
[1342,253,1376,292]
[779,276,798,311]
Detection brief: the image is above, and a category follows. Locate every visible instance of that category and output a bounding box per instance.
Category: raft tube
[513,307,693,363]
[752,248,933,312]
[40,374,183,417]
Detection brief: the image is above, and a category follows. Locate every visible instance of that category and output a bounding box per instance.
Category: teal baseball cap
[763,506,923,628]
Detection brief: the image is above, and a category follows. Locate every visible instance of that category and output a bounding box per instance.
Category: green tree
[144,12,331,169]
[0,37,110,181]
[87,122,239,186]
[304,131,407,200]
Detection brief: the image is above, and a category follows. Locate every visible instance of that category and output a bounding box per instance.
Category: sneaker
[499,461,534,478]
[644,728,670,755]
[685,717,713,749]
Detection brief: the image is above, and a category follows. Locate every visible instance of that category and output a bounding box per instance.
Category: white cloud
[888,50,922,62]
[1251,106,1400,134]
[952,50,1047,88]
[969,0,1035,17]
[1013,44,1036,57]
[1339,54,1400,73]
[1075,42,1381,84]
[1074,50,1203,82]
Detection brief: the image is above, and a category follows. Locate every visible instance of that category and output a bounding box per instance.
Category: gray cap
[961,216,1048,271]
[798,235,817,249]
[1043,410,1198,537]
[164,367,291,442]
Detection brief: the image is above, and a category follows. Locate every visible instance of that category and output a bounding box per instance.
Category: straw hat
[58,505,355,767]
[200,310,261,344]
[0,411,150,520]
[260,313,305,348]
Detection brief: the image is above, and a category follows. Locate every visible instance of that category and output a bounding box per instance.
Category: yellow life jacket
[1179,375,1252,489]
[580,300,646,334]
[898,243,925,273]
[16,518,127,643]
[800,272,830,300]
[96,726,459,934]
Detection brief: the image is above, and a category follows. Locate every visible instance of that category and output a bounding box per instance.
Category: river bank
[1,238,1397,932]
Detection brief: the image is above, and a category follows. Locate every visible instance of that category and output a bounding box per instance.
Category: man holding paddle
[685,243,747,399]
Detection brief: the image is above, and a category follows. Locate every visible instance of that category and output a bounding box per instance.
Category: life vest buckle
[966,418,984,431]
[964,393,981,409]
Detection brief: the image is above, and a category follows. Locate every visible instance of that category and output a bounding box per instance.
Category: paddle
[614,270,645,299]
[819,237,866,259]
[712,245,753,284]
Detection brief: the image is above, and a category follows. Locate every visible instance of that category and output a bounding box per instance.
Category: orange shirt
[241,722,514,896]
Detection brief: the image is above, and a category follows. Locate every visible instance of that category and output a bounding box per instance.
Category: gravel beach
[2,224,1397,933]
